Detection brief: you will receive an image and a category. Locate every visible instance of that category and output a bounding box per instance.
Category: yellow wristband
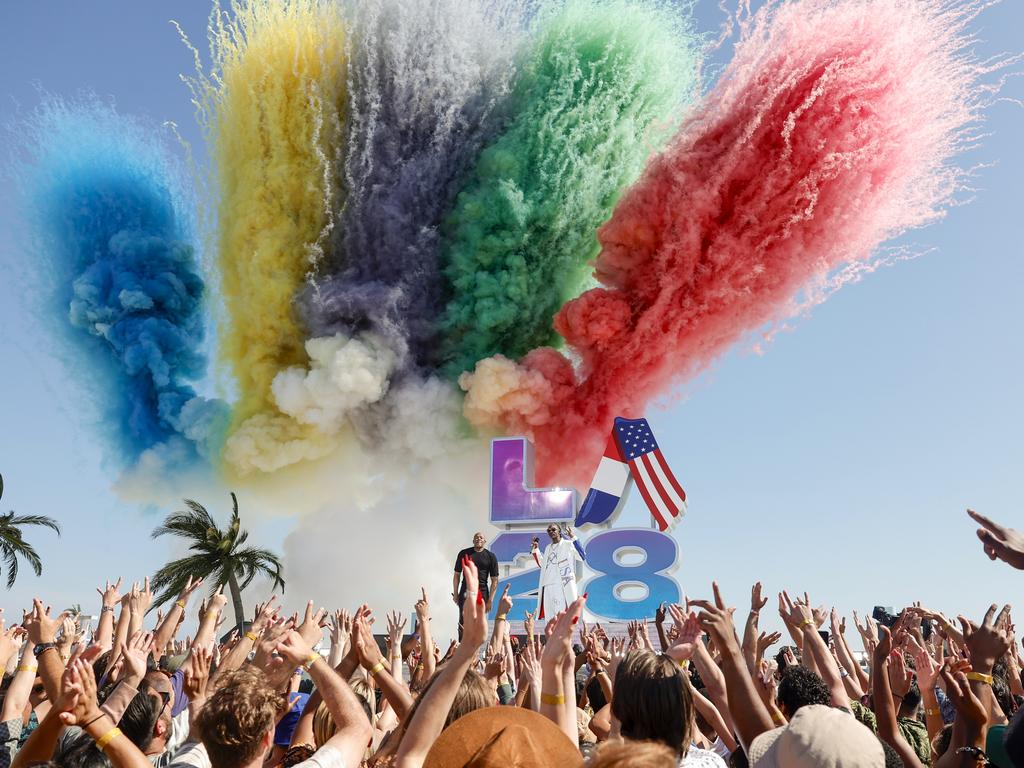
[772,713,787,726]
[495,614,507,621]
[926,708,942,717]
[800,620,815,629]
[302,654,320,672]
[174,600,186,610]
[677,659,690,670]
[17,665,37,673]
[245,632,259,642]
[368,661,386,677]
[540,692,565,705]
[965,671,994,685]
[96,726,122,752]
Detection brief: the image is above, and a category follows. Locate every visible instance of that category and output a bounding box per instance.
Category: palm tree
[0,473,61,588]
[151,492,284,630]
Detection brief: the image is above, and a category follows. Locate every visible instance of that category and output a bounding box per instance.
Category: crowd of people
[0,508,1020,768]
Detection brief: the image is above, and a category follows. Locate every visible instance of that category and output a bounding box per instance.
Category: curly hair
[195,667,285,768]
[776,665,829,717]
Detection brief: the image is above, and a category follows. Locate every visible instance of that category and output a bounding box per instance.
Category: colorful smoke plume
[461,0,1003,485]
[182,0,348,475]
[15,96,227,469]
[438,0,699,378]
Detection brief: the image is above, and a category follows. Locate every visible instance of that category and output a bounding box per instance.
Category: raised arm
[789,598,847,709]
[414,588,436,681]
[395,557,488,768]
[23,599,69,702]
[691,584,775,753]
[94,578,123,652]
[742,583,768,673]
[831,609,867,697]
[540,596,587,743]
[872,626,926,768]
[151,575,204,657]
[213,596,278,687]
[353,613,414,720]
[276,630,373,768]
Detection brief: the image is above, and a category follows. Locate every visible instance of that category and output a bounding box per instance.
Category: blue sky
[0,1,1021,642]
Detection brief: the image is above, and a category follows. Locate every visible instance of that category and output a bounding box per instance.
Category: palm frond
[1,546,19,590]
[2,514,61,535]
[234,547,285,592]
[150,553,219,608]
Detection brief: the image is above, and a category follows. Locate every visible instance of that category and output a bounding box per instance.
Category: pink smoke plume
[461,0,1002,486]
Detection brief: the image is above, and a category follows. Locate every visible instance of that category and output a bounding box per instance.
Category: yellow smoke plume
[184,0,346,474]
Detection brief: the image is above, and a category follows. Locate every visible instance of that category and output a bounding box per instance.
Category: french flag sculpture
[575,417,686,531]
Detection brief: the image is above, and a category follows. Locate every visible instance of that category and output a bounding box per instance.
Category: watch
[33,642,57,658]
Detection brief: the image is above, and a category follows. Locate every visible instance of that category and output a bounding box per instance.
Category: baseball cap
[749,705,884,768]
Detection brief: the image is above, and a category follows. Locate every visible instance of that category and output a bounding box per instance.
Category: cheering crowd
[0,508,1020,768]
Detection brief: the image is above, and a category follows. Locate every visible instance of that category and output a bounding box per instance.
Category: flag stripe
[630,458,669,530]
[641,452,679,518]
[651,450,686,512]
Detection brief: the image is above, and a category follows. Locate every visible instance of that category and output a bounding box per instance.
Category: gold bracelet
[245,632,259,642]
[368,661,386,677]
[540,692,565,705]
[965,671,994,685]
[96,726,122,752]
[302,654,320,672]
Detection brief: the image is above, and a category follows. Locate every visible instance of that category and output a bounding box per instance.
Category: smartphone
[818,630,830,645]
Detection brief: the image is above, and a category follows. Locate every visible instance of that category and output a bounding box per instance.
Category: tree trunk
[227,569,246,633]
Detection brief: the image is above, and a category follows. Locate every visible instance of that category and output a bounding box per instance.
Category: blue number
[583,529,679,621]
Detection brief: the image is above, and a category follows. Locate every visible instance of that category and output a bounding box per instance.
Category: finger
[712,582,725,611]
[982,604,998,628]
[968,509,1007,538]
[422,587,428,602]
[114,577,123,590]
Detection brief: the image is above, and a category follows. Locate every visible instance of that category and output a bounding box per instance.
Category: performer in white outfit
[531,523,586,619]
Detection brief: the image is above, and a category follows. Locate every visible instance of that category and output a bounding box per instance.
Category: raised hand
[496,584,513,616]
[524,610,536,641]
[297,601,328,646]
[183,645,212,701]
[666,604,703,663]
[354,615,385,670]
[968,509,1024,570]
[482,647,507,681]
[207,584,229,614]
[24,600,69,645]
[415,588,431,624]
[57,656,102,727]
[757,631,783,658]
[459,556,488,650]
[274,630,317,669]
[887,650,915,697]
[386,611,407,645]
[130,577,153,615]
[119,630,153,682]
[692,583,740,653]
[959,603,1011,673]
[606,637,628,683]
[97,577,123,609]
[751,582,768,612]
[252,596,279,634]
[178,575,205,603]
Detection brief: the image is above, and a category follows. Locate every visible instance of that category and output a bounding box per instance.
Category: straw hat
[424,706,584,768]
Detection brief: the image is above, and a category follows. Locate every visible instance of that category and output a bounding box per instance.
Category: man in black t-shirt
[452,531,499,639]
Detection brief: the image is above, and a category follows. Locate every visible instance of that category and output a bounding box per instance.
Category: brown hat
[424,706,583,768]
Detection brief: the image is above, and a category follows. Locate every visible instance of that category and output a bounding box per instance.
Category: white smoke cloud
[272,333,398,430]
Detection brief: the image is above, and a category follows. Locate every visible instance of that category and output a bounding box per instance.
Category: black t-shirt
[454,546,499,598]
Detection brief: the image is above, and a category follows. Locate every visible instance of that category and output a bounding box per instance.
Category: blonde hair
[589,740,677,768]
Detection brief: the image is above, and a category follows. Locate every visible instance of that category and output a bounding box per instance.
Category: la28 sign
[488,438,681,622]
